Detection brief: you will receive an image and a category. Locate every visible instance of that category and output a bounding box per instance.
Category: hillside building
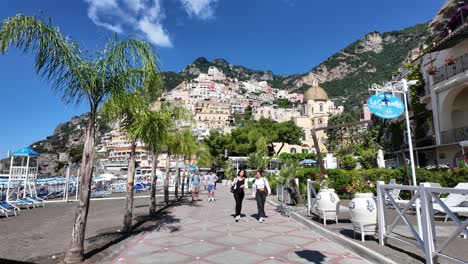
[414,0,468,167]
[255,80,344,154]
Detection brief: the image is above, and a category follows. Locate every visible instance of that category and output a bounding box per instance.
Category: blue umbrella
[12,147,40,156]
[188,164,198,170]
[299,159,317,165]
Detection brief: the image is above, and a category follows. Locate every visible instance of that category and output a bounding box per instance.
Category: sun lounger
[8,199,31,210]
[431,183,468,222]
[0,202,18,217]
[25,197,45,207]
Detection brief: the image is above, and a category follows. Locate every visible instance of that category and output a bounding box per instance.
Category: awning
[300,159,317,165]
[12,147,40,156]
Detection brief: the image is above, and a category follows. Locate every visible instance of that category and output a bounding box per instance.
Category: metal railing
[432,53,468,86]
[276,184,291,205]
[440,125,468,144]
[377,182,468,264]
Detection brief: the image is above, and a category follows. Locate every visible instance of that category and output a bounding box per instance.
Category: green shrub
[340,154,357,170]
[266,172,278,195]
[293,167,461,200]
[357,149,377,169]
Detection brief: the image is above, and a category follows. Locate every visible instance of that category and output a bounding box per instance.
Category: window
[319,104,323,112]
[302,149,308,154]
[290,148,297,154]
[318,118,323,124]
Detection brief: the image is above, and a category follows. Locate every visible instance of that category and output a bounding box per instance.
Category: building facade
[416,0,468,167]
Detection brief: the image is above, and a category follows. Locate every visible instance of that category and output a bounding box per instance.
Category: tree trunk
[181,159,189,197]
[174,165,179,200]
[64,110,97,264]
[276,142,285,155]
[164,153,171,205]
[149,152,158,216]
[311,129,326,176]
[122,142,137,233]
[291,181,303,205]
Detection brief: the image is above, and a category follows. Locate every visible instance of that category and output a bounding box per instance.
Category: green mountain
[163,23,429,109]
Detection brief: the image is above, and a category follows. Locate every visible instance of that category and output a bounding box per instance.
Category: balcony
[440,125,468,144]
[430,6,468,52]
[431,52,468,86]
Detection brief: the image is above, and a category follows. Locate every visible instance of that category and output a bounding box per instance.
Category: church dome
[303,85,329,102]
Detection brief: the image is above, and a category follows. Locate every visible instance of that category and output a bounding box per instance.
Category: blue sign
[367,93,405,119]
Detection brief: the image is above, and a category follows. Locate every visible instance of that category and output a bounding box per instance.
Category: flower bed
[295,167,468,200]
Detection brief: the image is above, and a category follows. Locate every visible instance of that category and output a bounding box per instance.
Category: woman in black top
[232,169,246,222]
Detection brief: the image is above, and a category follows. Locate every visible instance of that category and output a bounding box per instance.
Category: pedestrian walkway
[111,185,371,264]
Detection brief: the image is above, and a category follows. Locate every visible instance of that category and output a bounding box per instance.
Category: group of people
[190,169,271,223]
[190,171,218,202]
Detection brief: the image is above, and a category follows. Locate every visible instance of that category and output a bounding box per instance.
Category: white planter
[349,193,377,234]
[227,180,232,186]
[315,188,340,224]
[222,179,228,186]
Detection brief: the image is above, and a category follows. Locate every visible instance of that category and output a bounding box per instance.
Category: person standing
[252,169,271,223]
[191,170,202,202]
[206,171,218,202]
[232,169,247,222]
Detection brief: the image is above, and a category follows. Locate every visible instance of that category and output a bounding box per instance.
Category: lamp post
[369,79,422,235]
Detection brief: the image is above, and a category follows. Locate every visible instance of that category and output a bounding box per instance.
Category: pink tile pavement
[111,186,370,264]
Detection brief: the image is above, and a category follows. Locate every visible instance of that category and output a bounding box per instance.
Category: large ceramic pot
[349,193,377,229]
[316,188,340,218]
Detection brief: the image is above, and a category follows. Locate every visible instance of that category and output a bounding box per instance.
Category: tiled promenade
[111,186,370,264]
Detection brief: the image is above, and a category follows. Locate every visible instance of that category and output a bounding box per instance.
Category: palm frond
[0,14,88,105]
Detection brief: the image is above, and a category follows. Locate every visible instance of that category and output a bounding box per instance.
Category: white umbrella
[377,149,385,169]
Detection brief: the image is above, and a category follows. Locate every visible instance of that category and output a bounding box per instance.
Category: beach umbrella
[377,149,385,169]
[300,159,317,165]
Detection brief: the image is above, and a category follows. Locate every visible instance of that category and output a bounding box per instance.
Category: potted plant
[445,56,457,65]
[347,179,377,241]
[315,174,340,225]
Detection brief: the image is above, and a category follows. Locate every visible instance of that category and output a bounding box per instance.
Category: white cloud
[83,0,220,47]
[139,18,172,48]
[83,0,172,47]
[179,0,218,20]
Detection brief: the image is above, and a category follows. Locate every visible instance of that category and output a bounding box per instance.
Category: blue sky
[0,0,443,157]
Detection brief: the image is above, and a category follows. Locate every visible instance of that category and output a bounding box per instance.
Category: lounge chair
[0,202,18,217]
[432,183,468,222]
[385,184,412,206]
[25,196,45,207]
[9,199,32,210]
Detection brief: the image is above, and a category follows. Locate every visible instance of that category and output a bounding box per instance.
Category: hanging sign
[367,93,404,119]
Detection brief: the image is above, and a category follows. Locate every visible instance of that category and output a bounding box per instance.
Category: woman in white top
[252,169,271,223]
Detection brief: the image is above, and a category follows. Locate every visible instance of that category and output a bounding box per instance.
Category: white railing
[276,184,291,204]
[377,182,468,264]
[9,167,28,180]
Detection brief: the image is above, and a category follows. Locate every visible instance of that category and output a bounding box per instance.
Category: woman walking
[252,170,271,223]
[232,170,247,222]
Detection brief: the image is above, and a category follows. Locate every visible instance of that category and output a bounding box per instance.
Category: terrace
[430,4,468,52]
[431,51,468,86]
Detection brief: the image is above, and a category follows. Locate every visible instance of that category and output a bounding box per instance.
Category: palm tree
[278,161,302,205]
[163,129,182,205]
[131,102,186,214]
[0,15,158,263]
[180,129,198,197]
[132,107,168,215]
[103,90,160,232]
